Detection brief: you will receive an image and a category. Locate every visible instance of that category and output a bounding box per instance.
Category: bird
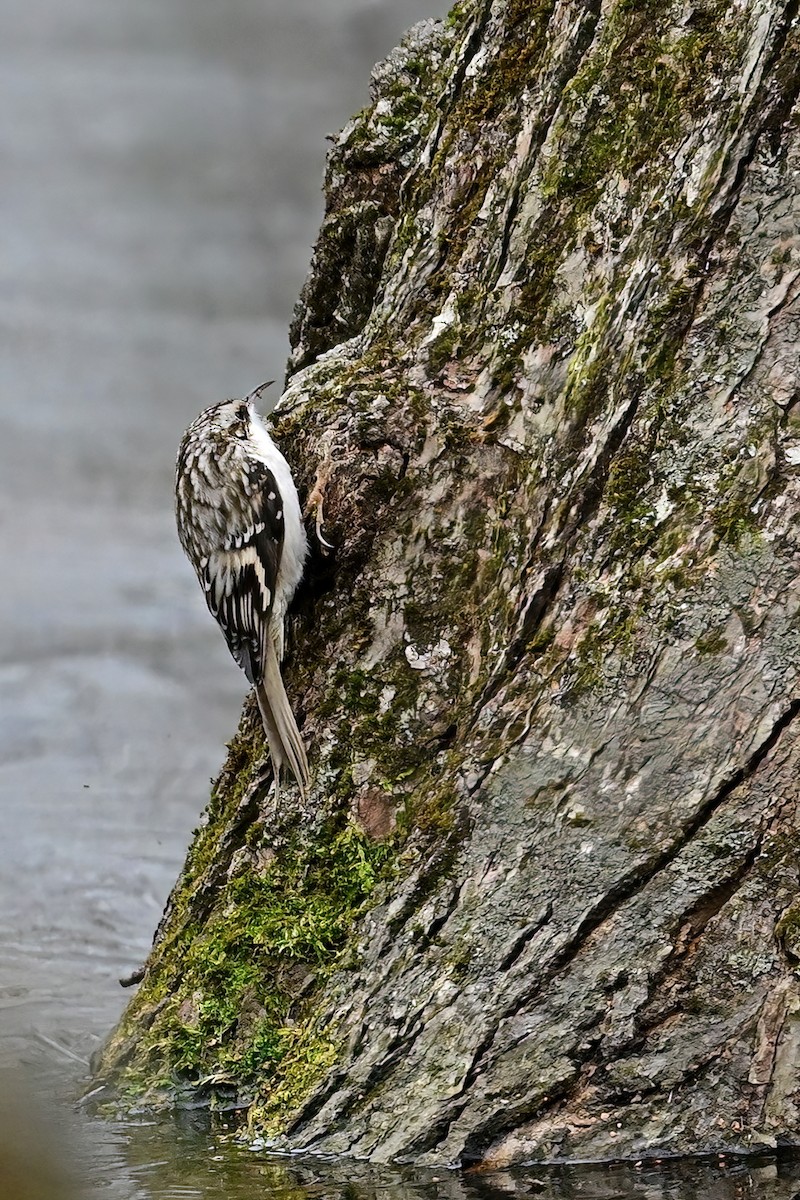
[175,385,310,796]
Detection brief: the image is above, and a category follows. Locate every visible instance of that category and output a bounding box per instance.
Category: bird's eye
[237,403,249,421]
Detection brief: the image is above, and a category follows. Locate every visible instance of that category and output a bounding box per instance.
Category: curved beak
[245,380,275,406]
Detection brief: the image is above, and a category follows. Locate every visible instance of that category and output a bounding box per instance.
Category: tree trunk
[96,0,800,1167]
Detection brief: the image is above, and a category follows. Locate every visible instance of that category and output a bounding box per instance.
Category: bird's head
[204,382,274,439]
[205,398,252,436]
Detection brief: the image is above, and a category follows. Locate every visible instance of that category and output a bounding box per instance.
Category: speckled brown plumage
[175,393,309,794]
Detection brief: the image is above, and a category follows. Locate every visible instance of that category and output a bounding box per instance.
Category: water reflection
[0,1072,82,1200]
[4,1028,796,1199]
[82,1113,800,1200]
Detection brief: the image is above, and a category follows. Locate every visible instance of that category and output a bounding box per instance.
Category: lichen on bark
[96,0,800,1168]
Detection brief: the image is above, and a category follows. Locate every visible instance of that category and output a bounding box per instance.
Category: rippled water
[3,1,800,1197]
[80,1125,800,1200]
[9,1086,800,1200]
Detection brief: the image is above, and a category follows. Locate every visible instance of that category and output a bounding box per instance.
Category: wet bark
[96,0,800,1168]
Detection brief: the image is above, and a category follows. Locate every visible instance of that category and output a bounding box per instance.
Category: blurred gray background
[0,0,441,1119]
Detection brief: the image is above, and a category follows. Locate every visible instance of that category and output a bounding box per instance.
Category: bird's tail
[256,641,310,798]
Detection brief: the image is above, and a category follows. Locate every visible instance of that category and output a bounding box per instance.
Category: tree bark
[96,0,800,1167]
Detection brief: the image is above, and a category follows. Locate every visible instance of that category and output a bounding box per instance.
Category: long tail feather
[256,642,310,797]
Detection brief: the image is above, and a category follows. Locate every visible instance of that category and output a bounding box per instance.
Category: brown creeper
[175,388,310,795]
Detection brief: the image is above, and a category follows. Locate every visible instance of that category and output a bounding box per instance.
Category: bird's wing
[199,463,284,686]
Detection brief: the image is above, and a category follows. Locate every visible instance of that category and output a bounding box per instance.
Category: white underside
[248,408,308,652]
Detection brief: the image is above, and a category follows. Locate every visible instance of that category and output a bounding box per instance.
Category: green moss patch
[103,813,395,1116]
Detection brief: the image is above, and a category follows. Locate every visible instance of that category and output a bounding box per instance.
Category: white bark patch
[423,301,458,346]
[404,638,453,674]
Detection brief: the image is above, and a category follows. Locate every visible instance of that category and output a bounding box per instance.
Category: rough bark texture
[97,0,800,1168]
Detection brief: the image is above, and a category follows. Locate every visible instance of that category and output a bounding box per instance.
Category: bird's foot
[305,435,337,551]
